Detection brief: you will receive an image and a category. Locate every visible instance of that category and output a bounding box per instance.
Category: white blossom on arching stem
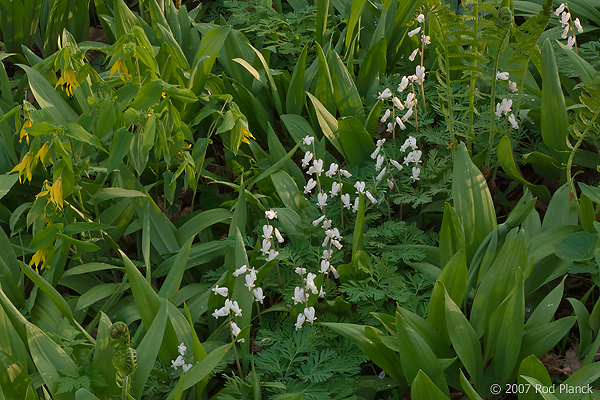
[392,96,404,110]
[301,151,313,168]
[376,167,387,182]
[341,193,351,209]
[267,249,279,261]
[212,285,229,297]
[322,249,333,260]
[354,181,366,193]
[387,178,394,190]
[411,167,421,182]
[408,27,421,37]
[306,273,318,294]
[229,300,243,317]
[561,25,570,39]
[317,192,328,208]
[178,343,187,356]
[386,122,394,133]
[508,80,518,92]
[274,228,284,243]
[182,363,192,373]
[365,191,378,204]
[377,88,392,100]
[417,13,425,23]
[265,209,277,220]
[312,215,325,226]
[320,259,330,273]
[322,218,332,229]
[396,116,406,130]
[233,264,248,277]
[402,107,414,122]
[302,135,315,146]
[212,306,229,319]
[422,34,431,45]
[245,273,256,290]
[508,114,519,130]
[371,145,381,159]
[310,159,324,176]
[262,224,273,239]
[415,65,426,84]
[293,287,306,304]
[400,136,417,152]
[398,76,410,92]
[560,12,570,27]
[496,71,510,81]
[339,169,352,178]
[231,321,242,337]
[409,48,419,62]
[390,159,403,171]
[567,36,576,49]
[172,355,186,370]
[304,178,317,194]
[352,197,360,213]
[376,154,385,171]
[380,108,391,123]
[304,307,317,323]
[574,18,583,33]
[330,182,341,197]
[261,238,271,254]
[405,92,415,107]
[253,287,265,304]
[295,267,306,275]
[555,3,566,16]
[325,163,338,178]
[295,313,306,331]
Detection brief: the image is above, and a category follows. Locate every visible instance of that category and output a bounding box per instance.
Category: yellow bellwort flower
[29,248,49,272]
[49,178,64,209]
[19,120,32,144]
[55,68,79,97]
[241,125,255,144]
[35,142,51,165]
[11,152,34,183]
[110,59,131,82]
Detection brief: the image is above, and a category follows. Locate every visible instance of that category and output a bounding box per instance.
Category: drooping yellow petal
[19,120,32,144]
[49,178,63,209]
[55,68,79,97]
[29,248,48,272]
[10,152,33,183]
[110,59,130,82]
[241,125,255,144]
[36,142,50,164]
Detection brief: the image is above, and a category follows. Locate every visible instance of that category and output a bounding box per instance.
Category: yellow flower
[110,59,130,82]
[11,152,34,183]
[49,178,64,209]
[241,125,255,144]
[20,120,32,144]
[29,248,49,272]
[36,142,51,165]
[55,68,79,97]
[161,92,166,98]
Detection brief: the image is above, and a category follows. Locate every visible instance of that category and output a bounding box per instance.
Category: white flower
[377,88,392,100]
[295,267,306,275]
[212,306,229,319]
[376,138,386,147]
[340,169,352,178]
[395,116,406,130]
[560,12,570,27]
[182,363,192,373]
[404,149,423,165]
[231,321,242,337]
[274,228,284,243]
[325,163,338,178]
[386,122,394,133]
[561,25,569,39]
[376,154,385,171]
[233,264,248,277]
[392,97,404,110]
[409,48,419,62]
[376,167,387,182]
[422,34,431,45]
[387,178,394,190]
[574,18,583,33]
[408,27,421,37]
[390,159,403,170]
[295,313,306,331]
[322,249,333,260]
[341,193,351,209]
[380,108,391,122]
[508,114,519,129]
[330,182,341,197]
[371,145,381,159]
[172,355,186,369]
[330,266,340,279]
[332,240,342,251]
[555,3,566,16]
[411,167,421,182]
[302,135,315,145]
[267,249,279,261]
[301,151,313,168]
[320,259,330,273]
[352,197,360,213]
[415,65,426,83]
[304,307,317,323]
[405,92,415,107]
[305,273,318,294]
[317,192,328,208]
[496,98,512,117]
[322,218,332,229]
[355,181,366,193]
[495,103,503,118]
[397,76,410,92]
[245,273,256,290]
[402,107,414,122]
[417,13,425,23]
[261,238,271,254]
[293,287,306,304]
[508,80,517,92]
[212,285,229,297]
[319,286,326,298]
[262,224,273,239]
[253,288,265,304]
[496,71,510,80]
[567,36,576,49]
[365,191,378,204]
[265,209,277,220]
[304,178,317,194]
[312,215,325,226]
[400,136,417,152]
[312,159,324,176]
[178,343,187,356]
[229,300,242,317]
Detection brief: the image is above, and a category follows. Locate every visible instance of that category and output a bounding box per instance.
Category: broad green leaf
[559,363,600,400]
[460,370,483,400]
[364,99,383,136]
[0,172,18,201]
[286,45,308,115]
[567,298,592,357]
[62,263,125,277]
[358,38,387,97]
[444,289,483,389]
[75,283,126,311]
[520,376,559,400]
[541,184,578,231]
[0,350,38,400]
[410,370,450,400]
[0,305,27,368]
[65,123,104,150]
[313,43,335,114]
[113,0,141,38]
[439,203,465,269]
[344,0,367,53]
[158,237,194,303]
[89,187,147,205]
[18,65,78,125]
[189,26,230,94]
[176,208,232,243]
[27,323,78,399]
[338,116,376,167]
[517,355,552,400]
[307,91,344,160]
[74,389,101,400]
[554,231,599,262]
[525,277,565,328]
[106,128,133,174]
[452,142,496,263]
[541,38,570,163]
[271,170,305,214]
[328,50,365,122]
[280,114,316,143]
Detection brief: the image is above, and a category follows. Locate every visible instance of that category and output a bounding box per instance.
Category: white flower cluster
[260,209,282,261]
[555,3,583,49]
[171,343,192,373]
[494,72,519,130]
[372,137,421,184]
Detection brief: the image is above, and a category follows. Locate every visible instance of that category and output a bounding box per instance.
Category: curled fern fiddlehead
[110,322,137,400]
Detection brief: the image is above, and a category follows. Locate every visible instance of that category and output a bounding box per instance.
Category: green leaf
[554,231,599,262]
[452,142,496,263]
[286,45,308,115]
[271,170,305,215]
[75,283,125,311]
[541,183,578,231]
[520,376,560,400]
[65,123,104,150]
[176,208,232,244]
[411,370,450,400]
[517,355,552,400]
[540,38,570,163]
[74,389,101,400]
[158,237,194,303]
[0,351,37,400]
[18,65,78,125]
[106,128,133,174]
[338,116,376,167]
[357,38,387,97]
[189,26,230,94]
[344,0,367,53]
[525,277,565,328]
[328,50,365,122]
[459,370,483,400]
[89,187,147,205]
[438,203,465,270]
